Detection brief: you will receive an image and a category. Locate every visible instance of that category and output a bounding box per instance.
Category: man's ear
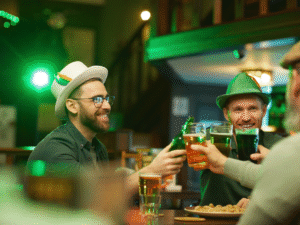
[223,108,229,121]
[262,104,267,118]
[66,99,78,115]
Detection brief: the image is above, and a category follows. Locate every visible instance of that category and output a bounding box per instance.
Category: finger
[250,153,261,160]
[237,198,246,207]
[206,140,213,146]
[257,145,269,154]
[167,149,187,158]
[190,144,207,153]
[169,156,186,164]
[167,163,184,171]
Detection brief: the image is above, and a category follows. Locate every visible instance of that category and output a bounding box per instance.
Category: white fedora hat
[51,61,108,119]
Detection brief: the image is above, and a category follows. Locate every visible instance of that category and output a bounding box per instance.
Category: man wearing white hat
[28,61,186,192]
[192,41,300,224]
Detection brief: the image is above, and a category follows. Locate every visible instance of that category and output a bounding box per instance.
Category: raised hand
[146,143,187,177]
[190,140,227,174]
[250,145,270,164]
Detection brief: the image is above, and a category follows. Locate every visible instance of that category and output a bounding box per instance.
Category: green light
[4,22,10,28]
[29,160,46,176]
[32,71,50,88]
[11,21,16,26]
[22,60,57,93]
[13,17,20,23]
[233,50,240,59]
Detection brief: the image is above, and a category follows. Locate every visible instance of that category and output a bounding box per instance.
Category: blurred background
[0,0,299,194]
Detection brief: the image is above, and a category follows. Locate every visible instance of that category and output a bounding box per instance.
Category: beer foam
[210,132,232,136]
[183,133,205,137]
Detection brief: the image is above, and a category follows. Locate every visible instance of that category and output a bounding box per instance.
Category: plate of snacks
[184,203,245,218]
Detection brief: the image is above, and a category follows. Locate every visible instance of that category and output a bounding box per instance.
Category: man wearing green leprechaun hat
[192,72,283,207]
[191,41,300,225]
[27,61,187,194]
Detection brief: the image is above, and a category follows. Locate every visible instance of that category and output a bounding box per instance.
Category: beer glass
[183,123,208,170]
[236,128,259,162]
[139,173,162,224]
[210,121,233,157]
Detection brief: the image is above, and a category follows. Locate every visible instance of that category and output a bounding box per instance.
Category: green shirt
[27,120,108,172]
[199,130,283,206]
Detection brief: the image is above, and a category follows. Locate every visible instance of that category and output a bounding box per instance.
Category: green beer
[236,128,259,162]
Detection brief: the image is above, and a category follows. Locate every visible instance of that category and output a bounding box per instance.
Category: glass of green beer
[210,121,233,157]
[235,128,259,162]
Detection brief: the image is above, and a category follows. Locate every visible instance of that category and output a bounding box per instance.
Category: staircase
[104,21,171,147]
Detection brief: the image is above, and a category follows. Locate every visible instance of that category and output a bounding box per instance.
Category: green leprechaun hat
[216,72,270,109]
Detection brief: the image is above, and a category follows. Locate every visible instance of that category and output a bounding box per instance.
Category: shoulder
[28,125,77,160]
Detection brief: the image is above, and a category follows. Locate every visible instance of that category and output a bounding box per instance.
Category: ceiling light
[241,69,273,87]
[141,10,151,21]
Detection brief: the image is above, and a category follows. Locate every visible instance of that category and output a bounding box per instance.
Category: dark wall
[169,83,227,142]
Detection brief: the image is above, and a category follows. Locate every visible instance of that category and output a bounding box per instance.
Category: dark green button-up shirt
[199,130,283,206]
[28,120,109,172]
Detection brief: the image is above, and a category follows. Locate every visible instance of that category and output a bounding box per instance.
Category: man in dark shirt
[28,61,186,193]
[197,73,283,206]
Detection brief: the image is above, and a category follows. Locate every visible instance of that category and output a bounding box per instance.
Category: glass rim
[235,127,259,134]
[138,173,162,178]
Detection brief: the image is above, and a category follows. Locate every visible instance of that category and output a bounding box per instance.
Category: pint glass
[236,128,259,162]
[210,121,233,157]
[139,173,162,221]
[183,123,208,170]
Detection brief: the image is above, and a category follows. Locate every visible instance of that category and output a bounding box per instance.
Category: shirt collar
[65,120,102,151]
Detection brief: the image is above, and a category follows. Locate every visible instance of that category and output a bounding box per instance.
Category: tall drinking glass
[183,123,208,170]
[236,128,259,163]
[210,121,233,157]
[139,173,162,224]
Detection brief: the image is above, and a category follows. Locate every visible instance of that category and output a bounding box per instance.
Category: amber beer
[139,174,162,216]
[210,132,232,157]
[139,174,162,196]
[183,133,208,170]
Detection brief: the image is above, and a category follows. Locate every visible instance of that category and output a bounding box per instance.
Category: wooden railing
[156,0,300,36]
[105,21,159,114]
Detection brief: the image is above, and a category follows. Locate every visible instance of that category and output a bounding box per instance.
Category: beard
[79,106,110,133]
[284,102,300,133]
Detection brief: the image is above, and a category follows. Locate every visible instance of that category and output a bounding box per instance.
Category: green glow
[233,50,240,59]
[32,71,50,88]
[29,160,46,176]
[20,146,35,151]
[4,22,10,28]
[0,10,20,25]
[22,59,57,93]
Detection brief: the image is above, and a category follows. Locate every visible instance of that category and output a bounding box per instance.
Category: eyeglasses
[72,96,115,108]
